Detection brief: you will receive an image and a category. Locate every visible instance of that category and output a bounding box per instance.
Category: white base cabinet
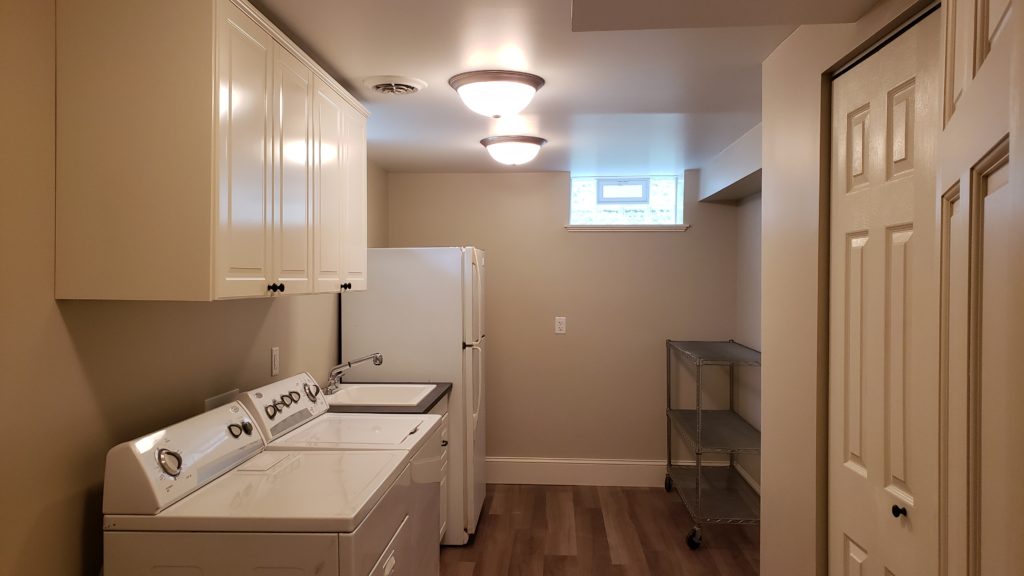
[56,0,368,301]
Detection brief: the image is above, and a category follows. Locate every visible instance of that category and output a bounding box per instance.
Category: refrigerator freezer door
[464,338,486,533]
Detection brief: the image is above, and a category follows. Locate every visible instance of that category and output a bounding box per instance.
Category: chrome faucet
[324,353,383,395]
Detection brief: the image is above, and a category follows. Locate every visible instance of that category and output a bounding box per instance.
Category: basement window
[568,176,686,229]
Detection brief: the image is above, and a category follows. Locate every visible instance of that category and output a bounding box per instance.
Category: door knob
[892,504,908,518]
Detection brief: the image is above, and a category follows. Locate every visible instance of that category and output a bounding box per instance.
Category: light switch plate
[555,316,567,334]
[271,346,280,376]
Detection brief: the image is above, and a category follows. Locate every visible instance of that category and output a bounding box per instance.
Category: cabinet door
[342,105,368,290]
[214,0,274,299]
[312,79,346,293]
[271,45,314,295]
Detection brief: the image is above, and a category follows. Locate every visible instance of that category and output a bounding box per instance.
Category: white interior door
[829,12,942,576]
[939,4,1020,573]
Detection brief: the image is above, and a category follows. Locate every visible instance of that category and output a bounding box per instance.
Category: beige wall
[388,171,739,460]
[367,159,389,248]
[0,3,387,573]
[733,193,762,484]
[761,1,924,574]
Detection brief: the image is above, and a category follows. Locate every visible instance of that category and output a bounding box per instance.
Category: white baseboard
[486,457,762,491]
[486,457,729,488]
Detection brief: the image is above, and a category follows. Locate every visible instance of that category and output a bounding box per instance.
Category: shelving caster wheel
[664,474,673,492]
[686,527,702,550]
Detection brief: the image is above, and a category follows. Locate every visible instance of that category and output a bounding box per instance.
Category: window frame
[596,178,650,204]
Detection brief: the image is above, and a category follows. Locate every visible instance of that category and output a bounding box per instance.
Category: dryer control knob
[157,448,183,477]
[241,421,253,435]
[227,423,243,438]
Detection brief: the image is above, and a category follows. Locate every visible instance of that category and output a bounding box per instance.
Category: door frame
[818,0,942,570]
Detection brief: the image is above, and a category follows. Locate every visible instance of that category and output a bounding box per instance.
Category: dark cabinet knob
[267,283,285,293]
[892,504,908,518]
[278,283,285,293]
[340,282,352,290]
[441,440,449,447]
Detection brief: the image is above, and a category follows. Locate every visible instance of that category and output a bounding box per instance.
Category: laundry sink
[327,383,435,407]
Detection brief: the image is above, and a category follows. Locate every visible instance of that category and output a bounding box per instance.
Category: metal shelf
[669,465,759,525]
[668,409,761,454]
[665,338,761,542]
[667,340,761,366]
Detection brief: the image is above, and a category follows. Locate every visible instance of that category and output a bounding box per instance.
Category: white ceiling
[571,0,879,31]
[249,0,861,175]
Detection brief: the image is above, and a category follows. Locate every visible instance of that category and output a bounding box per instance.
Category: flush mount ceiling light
[480,135,548,166]
[449,70,545,118]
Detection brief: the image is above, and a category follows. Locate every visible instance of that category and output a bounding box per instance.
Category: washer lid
[272,413,439,452]
[103,450,407,533]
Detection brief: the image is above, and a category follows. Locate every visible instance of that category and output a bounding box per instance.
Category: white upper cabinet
[215,2,274,299]
[342,104,369,291]
[271,46,315,296]
[55,0,368,301]
[313,79,347,294]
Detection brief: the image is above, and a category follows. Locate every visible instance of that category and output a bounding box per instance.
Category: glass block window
[570,176,682,226]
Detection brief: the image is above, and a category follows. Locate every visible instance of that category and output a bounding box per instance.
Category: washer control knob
[265,404,277,420]
[157,448,183,477]
[227,424,243,438]
[241,421,253,435]
[280,394,293,407]
[304,383,315,402]
[289,391,301,403]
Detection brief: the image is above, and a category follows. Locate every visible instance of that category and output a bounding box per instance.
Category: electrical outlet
[271,346,280,376]
[554,316,567,334]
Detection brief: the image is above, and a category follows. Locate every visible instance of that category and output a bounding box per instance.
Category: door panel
[973,144,1012,576]
[272,46,313,294]
[215,2,273,298]
[830,12,941,576]
[313,79,345,293]
[342,105,368,290]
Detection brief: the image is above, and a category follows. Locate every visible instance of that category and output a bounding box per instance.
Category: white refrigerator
[341,247,486,545]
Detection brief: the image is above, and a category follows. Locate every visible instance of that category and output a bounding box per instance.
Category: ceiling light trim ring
[479,135,548,148]
[448,70,546,91]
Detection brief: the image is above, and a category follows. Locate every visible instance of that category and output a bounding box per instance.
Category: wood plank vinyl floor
[441,484,759,576]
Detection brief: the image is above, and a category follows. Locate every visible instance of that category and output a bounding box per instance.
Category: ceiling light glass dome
[449,70,545,118]
[480,135,548,166]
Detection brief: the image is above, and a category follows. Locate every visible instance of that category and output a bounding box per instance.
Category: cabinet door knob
[892,504,908,518]
[278,283,285,293]
[267,284,275,292]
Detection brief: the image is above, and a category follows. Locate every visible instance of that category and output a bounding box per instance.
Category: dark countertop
[325,381,452,414]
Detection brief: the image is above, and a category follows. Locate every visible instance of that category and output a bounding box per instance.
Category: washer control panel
[102,401,263,516]
[236,372,328,443]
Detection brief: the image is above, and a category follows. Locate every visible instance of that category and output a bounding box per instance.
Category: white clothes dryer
[102,401,414,576]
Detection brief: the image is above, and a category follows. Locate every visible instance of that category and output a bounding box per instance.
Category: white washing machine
[237,373,442,575]
[102,401,414,576]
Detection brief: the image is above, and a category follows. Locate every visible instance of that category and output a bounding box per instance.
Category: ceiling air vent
[363,76,427,96]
